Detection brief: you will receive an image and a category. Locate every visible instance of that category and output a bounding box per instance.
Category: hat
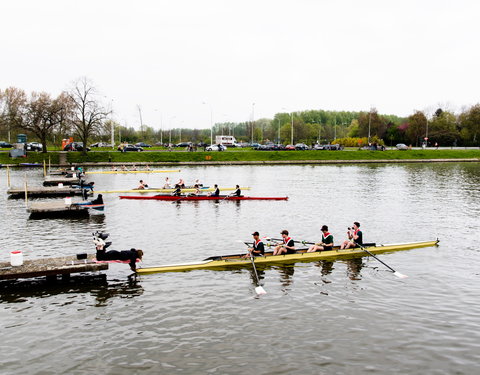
[252,231,259,236]
[280,230,289,235]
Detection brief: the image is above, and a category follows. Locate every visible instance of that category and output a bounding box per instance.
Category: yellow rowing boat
[137,240,439,274]
[95,187,251,194]
[85,169,181,174]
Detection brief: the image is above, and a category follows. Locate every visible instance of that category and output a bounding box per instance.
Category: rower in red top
[273,229,296,255]
[243,231,265,258]
[340,221,363,249]
[307,225,334,252]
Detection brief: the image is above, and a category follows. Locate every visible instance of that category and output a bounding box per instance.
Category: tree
[459,104,480,145]
[406,111,427,146]
[0,87,27,141]
[429,110,458,145]
[19,92,69,152]
[68,77,109,154]
[357,109,387,140]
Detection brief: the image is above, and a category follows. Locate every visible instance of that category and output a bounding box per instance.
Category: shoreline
[2,158,479,167]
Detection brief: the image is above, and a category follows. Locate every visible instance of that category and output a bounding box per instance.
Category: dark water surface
[1,163,479,374]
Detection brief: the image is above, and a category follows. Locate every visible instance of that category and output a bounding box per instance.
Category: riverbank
[1,149,480,166]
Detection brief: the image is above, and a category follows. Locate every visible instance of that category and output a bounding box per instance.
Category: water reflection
[345,258,364,280]
[0,275,143,305]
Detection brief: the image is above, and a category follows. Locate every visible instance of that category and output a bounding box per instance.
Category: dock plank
[0,254,108,281]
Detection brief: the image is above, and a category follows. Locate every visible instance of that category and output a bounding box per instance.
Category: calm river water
[1,163,479,374]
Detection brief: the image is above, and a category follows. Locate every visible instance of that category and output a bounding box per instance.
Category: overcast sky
[1,0,479,130]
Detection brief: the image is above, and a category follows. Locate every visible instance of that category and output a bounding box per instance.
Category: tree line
[2,80,479,150]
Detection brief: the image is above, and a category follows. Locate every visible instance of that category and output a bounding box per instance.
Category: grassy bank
[0,152,60,165]
[65,149,480,164]
[2,149,479,166]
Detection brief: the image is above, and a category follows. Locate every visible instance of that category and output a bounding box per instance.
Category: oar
[269,237,316,245]
[242,242,267,295]
[355,242,408,279]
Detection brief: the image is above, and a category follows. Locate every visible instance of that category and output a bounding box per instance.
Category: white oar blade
[394,271,408,279]
[255,286,267,295]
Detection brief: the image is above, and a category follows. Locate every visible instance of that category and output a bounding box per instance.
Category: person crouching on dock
[307,225,334,252]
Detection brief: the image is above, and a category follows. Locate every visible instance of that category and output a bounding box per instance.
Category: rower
[340,221,363,249]
[243,231,265,258]
[194,179,203,187]
[175,178,185,188]
[137,179,148,189]
[171,186,182,196]
[307,225,334,252]
[95,243,143,272]
[188,184,201,196]
[273,229,296,255]
[163,177,171,189]
[210,184,220,197]
[229,184,241,197]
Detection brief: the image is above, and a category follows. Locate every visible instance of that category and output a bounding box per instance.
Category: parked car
[64,142,90,152]
[396,143,409,150]
[0,141,13,148]
[284,144,296,150]
[90,142,112,148]
[118,144,143,152]
[314,144,343,150]
[26,142,43,151]
[135,142,152,148]
[205,144,226,151]
[175,142,191,148]
[235,142,250,148]
[295,143,310,150]
[250,143,260,150]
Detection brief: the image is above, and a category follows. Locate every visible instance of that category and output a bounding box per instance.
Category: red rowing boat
[119,195,288,201]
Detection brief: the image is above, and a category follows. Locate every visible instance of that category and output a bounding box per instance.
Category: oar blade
[255,286,267,295]
[393,271,408,279]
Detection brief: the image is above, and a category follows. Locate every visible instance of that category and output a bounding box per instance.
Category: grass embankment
[0,152,60,165]
[64,149,480,164]
[2,149,479,166]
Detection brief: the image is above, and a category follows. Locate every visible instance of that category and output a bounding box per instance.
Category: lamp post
[251,102,255,144]
[278,118,281,144]
[290,112,294,145]
[368,109,372,144]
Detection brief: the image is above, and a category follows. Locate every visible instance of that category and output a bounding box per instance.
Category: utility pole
[368,109,372,144]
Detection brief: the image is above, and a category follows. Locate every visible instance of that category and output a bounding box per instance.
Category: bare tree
[19,92,70,152]
[68,77,109,154]
[0,87,27,142]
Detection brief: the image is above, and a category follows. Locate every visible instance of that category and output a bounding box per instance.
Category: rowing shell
[95,187,251,194]
[120,195,288,201]
[136,240,439,274]
[85,169,181,175]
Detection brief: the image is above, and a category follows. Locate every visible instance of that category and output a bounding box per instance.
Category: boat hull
[119,195,288,201]
[137,240,439,274]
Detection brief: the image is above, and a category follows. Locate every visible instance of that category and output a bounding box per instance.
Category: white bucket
[64,197,72,205]
[71,166,75,171]
[58,183,64,188]
[10,251,23,266]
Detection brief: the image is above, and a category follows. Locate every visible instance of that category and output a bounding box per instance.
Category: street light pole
[368,109,372,144]
[278,118,281,144]
[291,112,294,145]
[251,103,255,144]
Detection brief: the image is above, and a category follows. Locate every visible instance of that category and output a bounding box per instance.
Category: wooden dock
[0,254,108,281]
[43,175,80,186]
[27,201,104,219]
[7,186,91,198]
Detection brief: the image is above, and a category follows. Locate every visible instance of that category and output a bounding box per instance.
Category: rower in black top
[171,186,182,196]
[243,231,265,258]
[230,184,241,197]
[210,184,220,197]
